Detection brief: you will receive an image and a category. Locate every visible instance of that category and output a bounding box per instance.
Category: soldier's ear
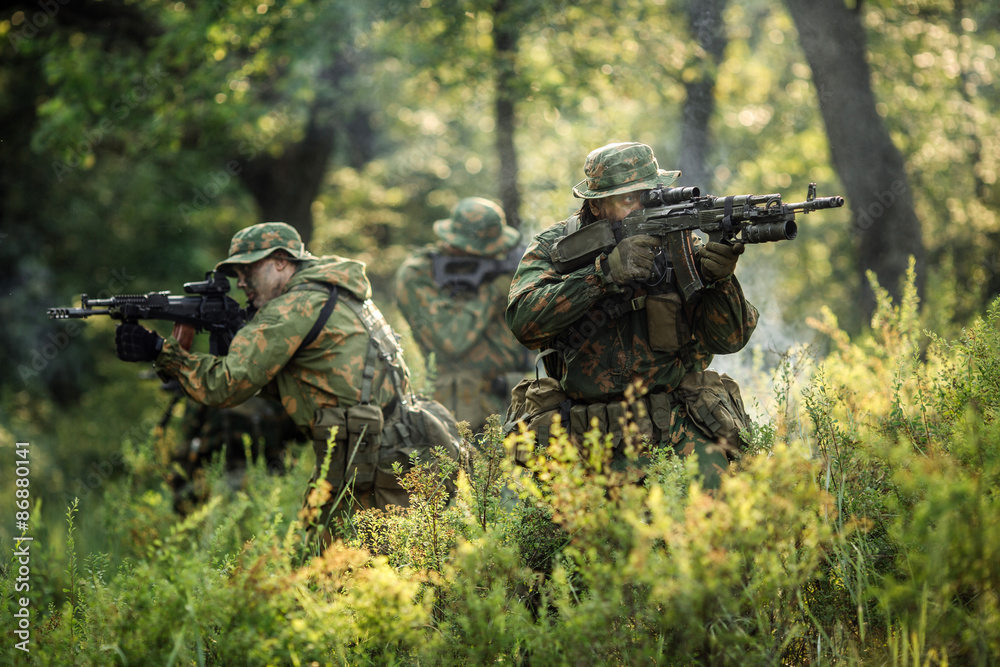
[588,200,601,217]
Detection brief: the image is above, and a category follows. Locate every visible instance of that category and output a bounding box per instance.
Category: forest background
[2,0,1000,664]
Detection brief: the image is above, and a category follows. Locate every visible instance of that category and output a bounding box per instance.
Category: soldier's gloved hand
[698,241,745,282]
[607,235,659,285]
[115,323,164,362]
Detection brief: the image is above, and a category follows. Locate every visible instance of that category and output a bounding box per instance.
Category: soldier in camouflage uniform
[395,197,529,433]
[505,143,759,489]
[114,222,414,540]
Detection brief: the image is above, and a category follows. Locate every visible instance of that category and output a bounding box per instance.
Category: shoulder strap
[287,283,340,357]
[339,295,411,406]
[299,285,339,351]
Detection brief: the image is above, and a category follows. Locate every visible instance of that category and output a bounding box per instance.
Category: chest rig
[544,215,701,379]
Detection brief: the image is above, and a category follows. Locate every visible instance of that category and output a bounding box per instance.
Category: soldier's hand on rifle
[115,323,164,362]
[607,235,659,285]
[698,241,745,282]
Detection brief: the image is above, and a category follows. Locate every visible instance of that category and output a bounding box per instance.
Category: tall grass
[3,266,1000,665]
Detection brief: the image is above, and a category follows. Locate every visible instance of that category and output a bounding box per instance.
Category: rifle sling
[722,195,735,236]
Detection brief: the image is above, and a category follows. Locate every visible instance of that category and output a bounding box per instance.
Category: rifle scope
[641,186,700,208]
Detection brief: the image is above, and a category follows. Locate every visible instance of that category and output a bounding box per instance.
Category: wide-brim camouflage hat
[433,197,521,256]
[572,142,681,199]
[215,222,316,276]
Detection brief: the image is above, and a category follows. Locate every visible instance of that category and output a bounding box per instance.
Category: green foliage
[5,0,1000,664]
[7,276,1000,664]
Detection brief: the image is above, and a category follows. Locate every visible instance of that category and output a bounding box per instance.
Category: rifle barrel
[787,196,845,211]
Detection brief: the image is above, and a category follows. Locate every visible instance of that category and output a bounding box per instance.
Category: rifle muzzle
[744,220,797,243]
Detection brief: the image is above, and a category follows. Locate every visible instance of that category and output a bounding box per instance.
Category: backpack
[339,295,467,485]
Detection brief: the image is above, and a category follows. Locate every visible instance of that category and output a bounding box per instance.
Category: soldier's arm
[154,296,309,408]
[395,256,502,357]
[505,227,622,349]
[691,275,759,354]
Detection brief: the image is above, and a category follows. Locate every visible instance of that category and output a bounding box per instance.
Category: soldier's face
[235,258,286,308]
[590,190,646,223]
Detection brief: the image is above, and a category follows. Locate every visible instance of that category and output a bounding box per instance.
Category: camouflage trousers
[514,386,746,492]
[609,400,737,491]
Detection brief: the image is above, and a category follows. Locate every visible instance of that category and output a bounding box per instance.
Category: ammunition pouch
[645,290,694,352]
[505,376,677,463]
[312,402,385,489]
[380,396,465,494]
[673,370,752,450]
[503,376,570,464]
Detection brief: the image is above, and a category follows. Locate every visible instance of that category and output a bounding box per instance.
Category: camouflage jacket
[505,216,759,403]
[395,243,527,380]
[156,256,407,435]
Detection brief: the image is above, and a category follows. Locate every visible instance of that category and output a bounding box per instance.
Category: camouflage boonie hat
[215,222,316,275]
[572,142,681,199]
[433,197,521,256]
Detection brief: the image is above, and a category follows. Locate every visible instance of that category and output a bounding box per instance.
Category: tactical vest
[540,215,700,378]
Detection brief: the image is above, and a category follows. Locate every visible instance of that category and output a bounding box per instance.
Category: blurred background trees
[2,0,999,479]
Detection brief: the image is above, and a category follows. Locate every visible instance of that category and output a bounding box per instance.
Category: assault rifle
[551,183,844,298]
[47,270,246,355]
[432,244,526,291]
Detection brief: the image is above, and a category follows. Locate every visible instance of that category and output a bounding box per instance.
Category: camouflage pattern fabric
[156,255,411,517]
[395,242,527,431]
[505,216,759,488]
[432,197,520,256]
[617,399,737,492]
[506,218,757,402]
[572,142,681,199]
[215,221,316,274]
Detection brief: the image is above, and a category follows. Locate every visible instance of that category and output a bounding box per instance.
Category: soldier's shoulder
[523,218,572,254]
[395,246,435,281]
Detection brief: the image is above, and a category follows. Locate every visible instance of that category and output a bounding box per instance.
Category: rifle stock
[432,244,526,291]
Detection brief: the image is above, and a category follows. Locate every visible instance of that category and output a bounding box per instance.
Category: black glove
[607,235,659,285]
[115,323,164,362]
[698,241,745,282]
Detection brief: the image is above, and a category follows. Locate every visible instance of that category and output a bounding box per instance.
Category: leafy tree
[784,0,926,319]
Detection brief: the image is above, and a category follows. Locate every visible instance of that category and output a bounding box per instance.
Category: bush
[4,266,1000,665]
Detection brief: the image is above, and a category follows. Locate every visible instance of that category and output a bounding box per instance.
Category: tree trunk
[238,54,375,246]
[678,0,729,190]
[238,107,336,246]
[493,0,522,229]
[784,0,925,318]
